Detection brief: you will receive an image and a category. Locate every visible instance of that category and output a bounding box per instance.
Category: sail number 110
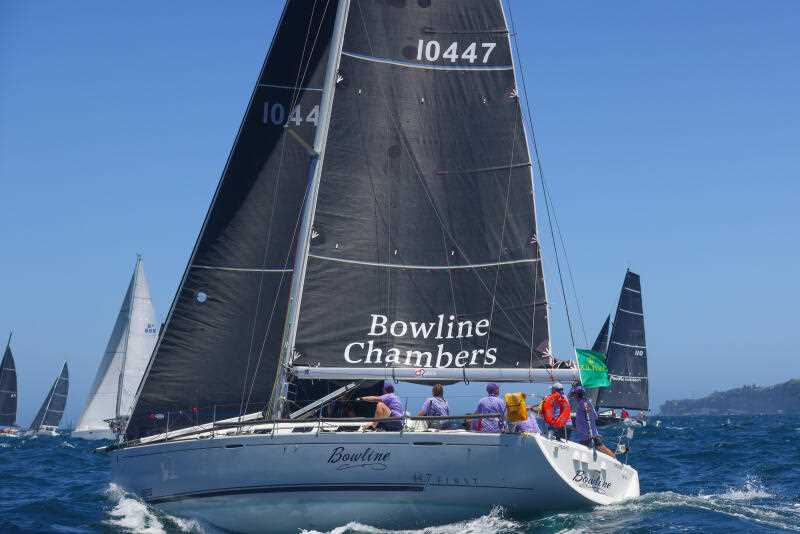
[416,40,496,64]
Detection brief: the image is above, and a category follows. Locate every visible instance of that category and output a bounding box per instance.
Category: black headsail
[596,270,649,411]
[290,0,558,383]
[125,0,341,440]
[29,362,69,431]
[0,335,17,426]
[586,315,610,405]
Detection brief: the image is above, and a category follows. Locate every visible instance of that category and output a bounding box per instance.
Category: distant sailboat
[73,256,158,440]
[0,333,19,436]
[595,270,649,424]
[28,362,69,436]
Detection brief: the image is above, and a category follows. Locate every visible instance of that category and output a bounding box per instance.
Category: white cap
[552,382,564,390]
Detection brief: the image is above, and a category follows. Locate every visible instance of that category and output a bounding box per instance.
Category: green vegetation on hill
[660,379,800,415]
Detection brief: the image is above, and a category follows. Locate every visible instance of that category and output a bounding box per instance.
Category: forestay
[291,0,554,381]
[75,256,157,435]
[125,0,340,441]
[596,270,649,411]
[0,336,17,426]
[29,362,69,431]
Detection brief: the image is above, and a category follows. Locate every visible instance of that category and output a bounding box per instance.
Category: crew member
[472,383,506,433]
[418,383,450,429]
[358,382,404,431]
[570,385,615,457]
[542,382,571,440]
[513,407,541,434]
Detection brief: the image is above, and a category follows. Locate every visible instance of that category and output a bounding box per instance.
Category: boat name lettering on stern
[572,470,612,493]
[327,447,390,471]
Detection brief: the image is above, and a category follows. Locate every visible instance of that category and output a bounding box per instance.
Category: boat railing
[97,410,508,453]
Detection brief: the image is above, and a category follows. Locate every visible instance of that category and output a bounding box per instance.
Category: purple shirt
[573,399,599,442]
[421,396,449,417]
[472,395,506,433]
[514,415,541,434]
[380,393,404,417]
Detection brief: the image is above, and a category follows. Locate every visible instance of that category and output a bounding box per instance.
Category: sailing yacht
[588,270,650,426]
[28,362,68,437]
[0,334,20,436]
[73,256,158,440]
[105,1,640,531]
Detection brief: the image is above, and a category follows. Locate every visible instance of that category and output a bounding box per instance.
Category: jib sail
[125,0,341,440]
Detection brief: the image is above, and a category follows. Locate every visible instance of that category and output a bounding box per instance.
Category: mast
[269,0,351,418]
[115,255,140,419]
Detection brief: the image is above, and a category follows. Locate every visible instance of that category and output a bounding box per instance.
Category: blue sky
[2,1,798,425]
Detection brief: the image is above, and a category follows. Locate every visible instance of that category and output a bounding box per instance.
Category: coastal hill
[660,379,800,415]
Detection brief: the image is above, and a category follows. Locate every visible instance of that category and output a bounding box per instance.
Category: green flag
[575,349,610,388]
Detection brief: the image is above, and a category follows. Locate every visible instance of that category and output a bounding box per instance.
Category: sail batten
[596,270,649,411]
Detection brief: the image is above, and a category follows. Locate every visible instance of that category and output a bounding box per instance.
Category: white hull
[111,428,639,533]
[29,426,59,437]
[72,428,115,441]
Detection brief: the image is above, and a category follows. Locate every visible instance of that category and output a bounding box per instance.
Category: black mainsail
[596,270,649,411]
[0,334,17,427]
[586,315,610,406]
[29,362,69,432]
[291,0,553,381]
[125,0,341,440]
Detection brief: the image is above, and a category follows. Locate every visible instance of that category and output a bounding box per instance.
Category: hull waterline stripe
[618,307,643,316]
[342,51,513,72]
[148,484,424,504]
[610,341,646,349]
[308,255,540,270]
[191,265,293,273]
[257,83,323,92]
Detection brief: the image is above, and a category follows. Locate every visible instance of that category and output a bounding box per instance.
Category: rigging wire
[505,0,589,350]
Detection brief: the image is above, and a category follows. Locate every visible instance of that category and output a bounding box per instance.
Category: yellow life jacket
[504,392,528,423]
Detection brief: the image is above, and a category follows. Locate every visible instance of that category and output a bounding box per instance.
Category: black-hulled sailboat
[28,362,69,437]
[106,2,640,531]
[0,334,19,436]
[595,270,650,425]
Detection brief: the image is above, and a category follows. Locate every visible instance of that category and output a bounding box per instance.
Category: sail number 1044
[416,40,496,64]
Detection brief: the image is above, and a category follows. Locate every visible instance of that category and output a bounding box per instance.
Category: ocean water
[1,416,798,533]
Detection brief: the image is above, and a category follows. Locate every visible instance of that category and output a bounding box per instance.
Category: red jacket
[542,391,571,428]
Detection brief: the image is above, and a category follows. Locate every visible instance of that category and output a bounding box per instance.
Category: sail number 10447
[416,40,496,64]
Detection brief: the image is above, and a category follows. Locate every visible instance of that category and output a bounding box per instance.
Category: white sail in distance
[73,256,158,439]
